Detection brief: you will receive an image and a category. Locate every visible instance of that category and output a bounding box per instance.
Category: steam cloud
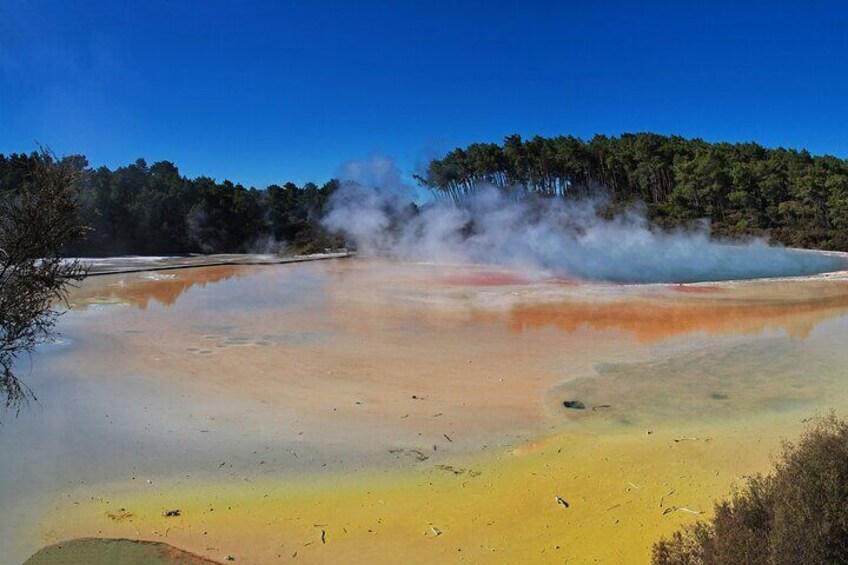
[323,156,845,283]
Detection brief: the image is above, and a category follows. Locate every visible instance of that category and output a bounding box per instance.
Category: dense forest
[0,153,342,256]
[2,132,848,256]
[423,133,848,250]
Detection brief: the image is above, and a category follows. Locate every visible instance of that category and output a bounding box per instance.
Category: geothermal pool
[3,257,848,564]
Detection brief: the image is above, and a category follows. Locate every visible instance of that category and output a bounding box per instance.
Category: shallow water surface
[3,258,848,563]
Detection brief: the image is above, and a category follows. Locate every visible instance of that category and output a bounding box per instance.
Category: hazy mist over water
[323,156,845,283]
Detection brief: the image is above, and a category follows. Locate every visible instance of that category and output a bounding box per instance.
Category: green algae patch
[25,538,222,565]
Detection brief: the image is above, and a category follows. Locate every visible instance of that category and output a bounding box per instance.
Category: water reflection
[508,286,848,343]
[70,261,848,348]
[71,265,248,310]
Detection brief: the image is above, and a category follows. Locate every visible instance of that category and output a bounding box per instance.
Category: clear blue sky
[2,0,847,188]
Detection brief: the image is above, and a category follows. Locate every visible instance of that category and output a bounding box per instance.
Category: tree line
[3,133,848,257]
[0,153,342,256]
[422,133,848,250]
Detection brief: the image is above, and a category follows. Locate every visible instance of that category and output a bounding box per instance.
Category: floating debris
[662,506,703,516]
[408,449,429,462]
[390,448,430,462]
[660,488,677,508]
[562,400,586,410]
[162,509,181,517]
[105,510,135,522]
[555,495,569,508]
[430,525,442,536]
[435,464,481,477]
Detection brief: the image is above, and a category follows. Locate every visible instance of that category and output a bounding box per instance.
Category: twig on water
[663,506,703,516]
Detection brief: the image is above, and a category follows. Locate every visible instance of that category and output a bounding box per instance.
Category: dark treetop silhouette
[4,132,848,259]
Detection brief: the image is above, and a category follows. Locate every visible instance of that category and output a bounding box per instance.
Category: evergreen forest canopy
[2,132,848,257]
[0,154,342,256]
[423,133,848,250]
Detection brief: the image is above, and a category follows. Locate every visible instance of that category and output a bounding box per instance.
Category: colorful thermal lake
[3,257,848,564]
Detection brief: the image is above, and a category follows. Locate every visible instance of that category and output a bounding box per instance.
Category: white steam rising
[323,157,845,283]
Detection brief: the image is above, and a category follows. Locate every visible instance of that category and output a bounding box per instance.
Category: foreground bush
[0,151,88,411]
[653,415,848,565]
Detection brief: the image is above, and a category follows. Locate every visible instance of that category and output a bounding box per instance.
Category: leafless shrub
[0,150,89,413]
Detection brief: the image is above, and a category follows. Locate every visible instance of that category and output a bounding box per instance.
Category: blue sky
[2,1,847,188]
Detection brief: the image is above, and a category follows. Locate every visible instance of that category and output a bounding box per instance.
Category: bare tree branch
[0,149,90,413]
